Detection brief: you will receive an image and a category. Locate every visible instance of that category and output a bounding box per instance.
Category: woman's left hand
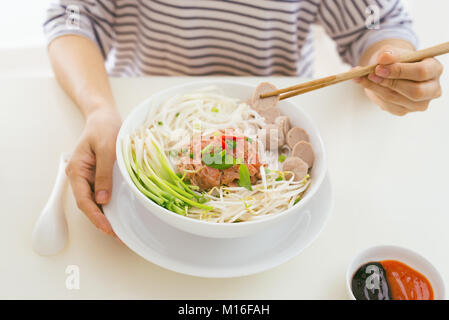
[354,46,443,116]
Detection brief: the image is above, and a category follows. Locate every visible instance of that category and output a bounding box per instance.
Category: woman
[44,0,443,235]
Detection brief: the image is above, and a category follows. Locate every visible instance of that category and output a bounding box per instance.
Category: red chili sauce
[381,260,434,300]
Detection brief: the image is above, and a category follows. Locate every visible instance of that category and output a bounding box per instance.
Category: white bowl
[116,80,327,238]
[346,245,446,300]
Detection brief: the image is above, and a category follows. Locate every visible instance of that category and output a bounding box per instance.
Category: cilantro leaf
[203,152,235,170]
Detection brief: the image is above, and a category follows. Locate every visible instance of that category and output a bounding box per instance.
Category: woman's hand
[354,44,443,116]
[66,108,122,235]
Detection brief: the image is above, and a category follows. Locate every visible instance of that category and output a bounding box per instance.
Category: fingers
[94,143,116,205]
[375,57,443,82]
[67,164,113,235]
[355,47,443,116]
[376,50,398,65]
[357,77,430,112]
[367,74,442,102]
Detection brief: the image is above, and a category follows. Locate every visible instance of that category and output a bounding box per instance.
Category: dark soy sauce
[351,262,392,300]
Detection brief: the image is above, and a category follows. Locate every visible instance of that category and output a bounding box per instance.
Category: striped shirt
[43,0,417,77]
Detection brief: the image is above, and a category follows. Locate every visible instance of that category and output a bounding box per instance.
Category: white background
[1,0,449,300]
[1,1,448,77]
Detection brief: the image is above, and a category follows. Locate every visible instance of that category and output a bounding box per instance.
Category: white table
[1,75,448,299]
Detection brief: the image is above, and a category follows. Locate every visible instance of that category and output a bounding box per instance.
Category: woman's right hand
[66,107,122,235]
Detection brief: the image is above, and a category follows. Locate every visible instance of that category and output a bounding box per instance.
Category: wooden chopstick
[259,41,449,101]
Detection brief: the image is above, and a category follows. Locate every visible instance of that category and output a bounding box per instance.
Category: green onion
[175,112,180,117]
[123,134,213,215]
[294,196,301,205]
[278,154,286,163]
[158,121,163,126]
[211,106,219,113]
[238,164,253,191]
[169,150,178,158]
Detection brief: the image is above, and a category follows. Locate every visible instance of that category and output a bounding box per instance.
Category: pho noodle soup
[123,84,314,223]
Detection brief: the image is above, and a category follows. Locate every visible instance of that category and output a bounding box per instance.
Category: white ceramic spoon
[32,153,70,255]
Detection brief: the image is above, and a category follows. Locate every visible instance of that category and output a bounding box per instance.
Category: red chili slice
[221,136,229,152]
[222,135,244,140]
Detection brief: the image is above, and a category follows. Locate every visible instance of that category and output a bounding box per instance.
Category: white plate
[104,164,333,278]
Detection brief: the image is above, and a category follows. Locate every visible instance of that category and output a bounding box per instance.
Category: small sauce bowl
[346,245,446,300]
